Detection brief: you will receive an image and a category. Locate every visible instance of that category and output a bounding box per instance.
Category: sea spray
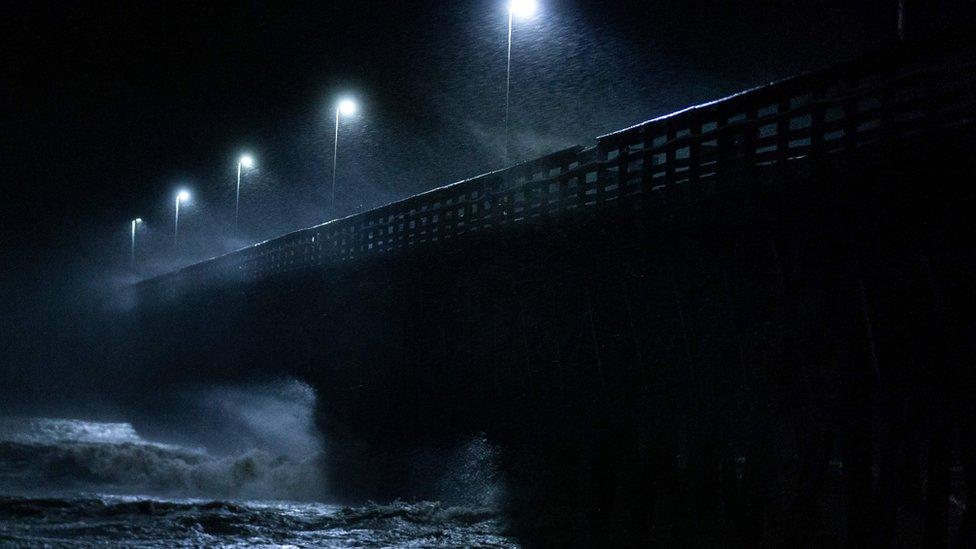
[0,417,322,500]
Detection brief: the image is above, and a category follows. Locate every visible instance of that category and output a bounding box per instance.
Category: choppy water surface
[0,418,517,547]
[0,495,515,547]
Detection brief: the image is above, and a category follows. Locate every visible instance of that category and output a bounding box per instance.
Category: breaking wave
[0,417,322,500]
[0,390,518,546]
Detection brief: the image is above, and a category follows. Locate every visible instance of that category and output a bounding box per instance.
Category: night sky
[3,0,898,332]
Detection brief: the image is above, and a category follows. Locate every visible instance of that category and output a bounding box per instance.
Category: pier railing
[142,37,975,292]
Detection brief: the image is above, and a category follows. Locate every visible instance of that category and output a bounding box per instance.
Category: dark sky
[2,0,898,321]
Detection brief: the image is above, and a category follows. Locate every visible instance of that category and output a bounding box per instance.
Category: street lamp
[174,190,190,249]
[332,97,358,214]
[130,218,143,269]
[235,154,255,238]
[505,0,537,163]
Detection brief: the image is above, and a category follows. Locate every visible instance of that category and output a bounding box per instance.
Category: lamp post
[235,154,254,238]
[130,218,142,269]
[897,0,906,41]
[505,0,537,163]
[332,98,357,214]
[174,190,190,249]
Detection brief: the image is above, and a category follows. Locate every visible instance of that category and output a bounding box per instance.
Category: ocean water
[0,418,517,548]
[0,495,515,547]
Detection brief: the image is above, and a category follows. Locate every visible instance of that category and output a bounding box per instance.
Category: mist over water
[0,380,324,501]
[133,379,324,459]
[0,379,517,547]
[0,423,321,501]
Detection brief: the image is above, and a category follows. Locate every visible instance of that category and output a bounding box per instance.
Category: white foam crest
[0,417,323,500]
[0,417,150,446]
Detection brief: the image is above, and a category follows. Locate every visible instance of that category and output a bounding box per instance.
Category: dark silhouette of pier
[127,36,976,546]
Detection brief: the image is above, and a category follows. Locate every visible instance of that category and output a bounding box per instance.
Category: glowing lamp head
[338,98,357,116]
[509,0,537,18]
[239,154,254,169]
[134,218,143,224]
[177,190,190,202]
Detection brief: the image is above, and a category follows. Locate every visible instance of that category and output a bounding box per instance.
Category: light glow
[239,154,254,169]
[509,0,537,18]
[338,98,357,116]
[177,190,190,202]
